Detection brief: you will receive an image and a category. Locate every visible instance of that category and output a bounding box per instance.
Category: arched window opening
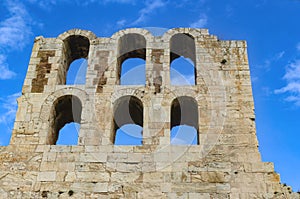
[66,58,87,85]
[120,58,146,85]
[48,95,82,145]
[117,33,146,85]
[170,96,199,145]
[113,96,143,145]
[61,35,90,85]
[170,33,196,85]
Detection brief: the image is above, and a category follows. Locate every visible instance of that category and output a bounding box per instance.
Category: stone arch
[170,33,196,64]
[116,33,147,85]
[170,96,198,128]
[163,87,198,106]
[111,28,153,42]
[161,28,205,42]
[161,28,204,86]
[111,29,154,85]
[57,29,96,85]
[39,87,88,144]
[47,95,82,145]
[58,29,97,43]
[111,87,146,104]
[169,33,196,85]
[112,95,144,145]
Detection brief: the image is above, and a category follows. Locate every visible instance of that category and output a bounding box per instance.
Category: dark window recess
[48,95,82,145]
[170,96,199,145]
[170,33,196,85]
[113,96,143,145]
[61,35,90,84]
[117,33,146,85]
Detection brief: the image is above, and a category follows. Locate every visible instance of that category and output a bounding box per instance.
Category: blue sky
[0,0,300,191]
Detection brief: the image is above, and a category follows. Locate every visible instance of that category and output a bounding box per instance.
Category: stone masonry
[0,28,299,198]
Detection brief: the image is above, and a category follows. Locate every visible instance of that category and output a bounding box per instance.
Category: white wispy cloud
[0,55,16,80]
[190,14,208,28]
[261,87,272,97]
[252,51,285,83]
[0,92,20,145]
[225,5,234,17]
[173,0,206,8]
[0,1,33,80]
[26,0,58,9]
[116,19,127,28]
[131,0,167,25]
[102,0,135,4]
[27,0,135,8]
[0,1,32,50]
[0,92,20,126]
[261,51,285,69]
[275,59,300,106]
[297,42,300,52]
[251,76,258,83]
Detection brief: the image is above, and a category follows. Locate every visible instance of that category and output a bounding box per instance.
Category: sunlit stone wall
[0,28,298,198]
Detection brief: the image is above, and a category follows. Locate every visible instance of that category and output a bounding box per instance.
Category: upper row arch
[58,29,97,41]
[111,28,154,42]
[57,28,208,44]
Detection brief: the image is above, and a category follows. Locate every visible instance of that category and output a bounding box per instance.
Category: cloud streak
[0,1,32,50]
[26,0,136,8]
[131,0,167,25]
[0,55,16,80]
[0,0,33,80]
[190,14,208,28]
[101,0,135,4]
[0,92,20,145]
[274,44,300,105]
[116,19,127,28]
[275,59,300,106]
[297,42,300,52]
[0,92,20,126]
[263,51,285,69]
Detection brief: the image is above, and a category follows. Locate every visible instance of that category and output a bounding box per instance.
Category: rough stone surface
[0,28,298,198]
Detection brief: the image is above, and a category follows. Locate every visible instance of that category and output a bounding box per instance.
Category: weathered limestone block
[191,171,230,183]
[70,182,108,193]
[37,171,56,181]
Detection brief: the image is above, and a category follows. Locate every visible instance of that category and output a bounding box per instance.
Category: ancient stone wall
[0,28,298,198]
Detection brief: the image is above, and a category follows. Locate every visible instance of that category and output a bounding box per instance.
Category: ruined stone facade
[0,28,298,198]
